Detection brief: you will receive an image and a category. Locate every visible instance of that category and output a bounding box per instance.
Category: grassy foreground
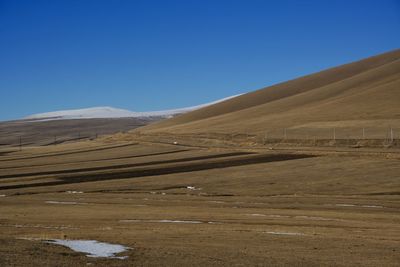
[0,139,399,266]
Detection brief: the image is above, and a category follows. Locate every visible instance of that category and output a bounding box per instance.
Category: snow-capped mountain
[24,95,241,121]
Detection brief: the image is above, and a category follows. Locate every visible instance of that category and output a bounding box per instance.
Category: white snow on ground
[186,186,201,190]
[23,94,241,121]
[119,219,203,224]
[46,239,129,259]
[361,205,383,208]
[266,215,290,218]
[245,214,337,221]
[4,224,77,230]
[65,191,84,194]
[45,201,87,205]
[155,220,203,224]
[335,203,384,208]
[294,216,335,221]
[265,231,305,236]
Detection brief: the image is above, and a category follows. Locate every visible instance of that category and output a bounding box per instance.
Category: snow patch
[3,224,77,230]
[294,216,335,221]
[265,231,305,236]
[335,203,384,208]
[66,191,84,194]
[119,219,204,224]
[361,205,383,208]
[187,186,201,190]
[46,239,129,259]
[266,215,290,218]
[246,214,267,217]
[45,201,87,205]
[156,220,202,224]
[24,95,241,121]
[245,214,334,221]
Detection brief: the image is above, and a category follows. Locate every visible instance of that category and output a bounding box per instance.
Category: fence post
[390,127,394,143]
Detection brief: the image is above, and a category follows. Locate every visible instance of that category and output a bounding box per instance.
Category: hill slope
[140,49,400,139]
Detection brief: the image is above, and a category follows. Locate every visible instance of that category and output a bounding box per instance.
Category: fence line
[8,128,400,150]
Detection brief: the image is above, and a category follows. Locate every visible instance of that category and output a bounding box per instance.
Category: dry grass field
[1,50,399,266]
[1,138,400,266]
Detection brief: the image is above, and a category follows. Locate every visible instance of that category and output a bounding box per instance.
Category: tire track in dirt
[0,152,251,179]
[0,153,314,190]
[0,149,190,170]
[0,143,139,162]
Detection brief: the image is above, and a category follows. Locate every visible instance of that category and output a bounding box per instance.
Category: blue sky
[0,0,399,121]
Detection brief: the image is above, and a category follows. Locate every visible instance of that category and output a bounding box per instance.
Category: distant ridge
[23,95,240,122]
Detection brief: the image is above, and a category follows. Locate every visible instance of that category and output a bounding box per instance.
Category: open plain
[1,137,399,266]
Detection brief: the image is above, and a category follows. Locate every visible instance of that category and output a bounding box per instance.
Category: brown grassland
[1,138,399,266]
[1,50,400,266]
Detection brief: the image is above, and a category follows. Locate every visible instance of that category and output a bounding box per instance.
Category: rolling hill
[140,49,400,140]
[0,95,238,146]
[24,95,240,121]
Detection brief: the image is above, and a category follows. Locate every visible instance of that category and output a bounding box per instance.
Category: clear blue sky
[1,0,399,121]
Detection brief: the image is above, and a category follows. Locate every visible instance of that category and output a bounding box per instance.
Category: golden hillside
[141,49,400,139]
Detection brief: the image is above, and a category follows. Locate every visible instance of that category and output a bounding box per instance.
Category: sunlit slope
[141,49,400,135]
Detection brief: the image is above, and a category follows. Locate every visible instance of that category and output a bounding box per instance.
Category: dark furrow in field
[0,149,190,170]
[0,152,251,178]
[42,136,92,146]
[0,151,12,156]
[0,143,139,162]
[0,153,314,190]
